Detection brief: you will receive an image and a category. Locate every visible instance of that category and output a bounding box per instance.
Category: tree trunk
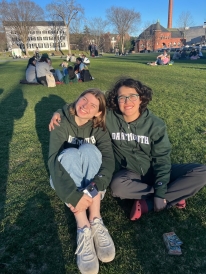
[66,25,71,54]
[22,38,29,56]
[121,35,124,54]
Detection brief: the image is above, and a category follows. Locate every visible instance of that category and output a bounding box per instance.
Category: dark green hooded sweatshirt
[106,108,172,199]
[48,104,115,207]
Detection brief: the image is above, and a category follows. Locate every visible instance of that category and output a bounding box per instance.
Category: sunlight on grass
[0,54,206,274]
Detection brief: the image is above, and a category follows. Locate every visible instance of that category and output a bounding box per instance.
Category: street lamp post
[204,22,206,45]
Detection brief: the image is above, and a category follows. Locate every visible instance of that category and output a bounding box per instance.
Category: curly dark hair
[105,77,152,114]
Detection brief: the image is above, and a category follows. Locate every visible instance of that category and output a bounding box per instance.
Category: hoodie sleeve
[92,128,115,191]
[151,124,172,199]
[48,118,83,207]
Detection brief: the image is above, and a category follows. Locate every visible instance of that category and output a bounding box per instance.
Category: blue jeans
[54,69,63,81]
[50,143,102,189]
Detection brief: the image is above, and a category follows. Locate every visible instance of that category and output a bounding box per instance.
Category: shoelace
[91,221,110,246]
[75,229,93,255]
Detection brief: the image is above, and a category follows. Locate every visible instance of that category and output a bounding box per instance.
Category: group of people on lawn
[48,75,206,274]
[173,48,204,60]
[25,53,91,86]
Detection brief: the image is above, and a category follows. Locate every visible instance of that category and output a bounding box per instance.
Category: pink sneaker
[130,200,149,221]
[176,200,186,209]
[130,200,141,220]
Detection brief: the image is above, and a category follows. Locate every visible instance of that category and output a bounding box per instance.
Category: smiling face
[75,93,102,126]
[117,86,142,122]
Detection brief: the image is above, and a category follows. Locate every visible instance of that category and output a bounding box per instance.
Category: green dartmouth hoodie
[48,104,115,207]
[106,108,172,199]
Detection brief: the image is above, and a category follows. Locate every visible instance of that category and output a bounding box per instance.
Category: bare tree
[46,0,84,54]
[87,17,108,51]
[176,11,194,29]
[106,6,141,53]
[0,0,44,56]
[0,31,7,51]
[176,11,194,39]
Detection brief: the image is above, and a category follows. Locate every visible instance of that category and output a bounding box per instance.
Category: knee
[79,143,102,159]
[110,177,122,197]
[58,148,79,162]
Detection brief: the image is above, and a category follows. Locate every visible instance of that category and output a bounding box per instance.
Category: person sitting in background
[197,49,204,58]
[172,50,181,60]
[70,54,76,63]
[47,58,55,72]
[148,50,169,66]
[36,55,51,86]
[74,57,86,80]
[61,61,69,76]
[26,57,37,83]
[179,50,188,59]
[82,54,90,65]
[55,66,78,84]
[162,54,170,65]
[189,48,199,59]
[66,53,71,62]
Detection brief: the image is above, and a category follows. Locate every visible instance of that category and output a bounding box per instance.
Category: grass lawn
[0,53,206,274]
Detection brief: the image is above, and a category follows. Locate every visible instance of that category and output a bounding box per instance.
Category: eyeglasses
[117,94,140,103]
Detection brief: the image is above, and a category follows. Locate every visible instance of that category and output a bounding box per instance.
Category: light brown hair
[69,88,106,130]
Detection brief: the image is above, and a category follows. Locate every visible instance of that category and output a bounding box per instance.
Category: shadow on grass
[35,95,66,173]
[0,192,66,273]
[109,192,206,274]
[181,66,206,70]
[97,187,206,274]
[0,89,27,222]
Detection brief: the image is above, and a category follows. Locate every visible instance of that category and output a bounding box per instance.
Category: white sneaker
[90,218,115,262]
[75,227,99,274]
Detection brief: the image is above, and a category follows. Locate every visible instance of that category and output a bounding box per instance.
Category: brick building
[135,21,185,52]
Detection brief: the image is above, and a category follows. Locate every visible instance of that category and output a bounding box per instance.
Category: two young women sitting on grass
[48,77,206,274]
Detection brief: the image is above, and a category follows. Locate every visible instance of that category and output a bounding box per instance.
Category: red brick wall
[135,30,185,52]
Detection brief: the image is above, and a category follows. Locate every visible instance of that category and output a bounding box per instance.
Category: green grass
[0,54,206,274]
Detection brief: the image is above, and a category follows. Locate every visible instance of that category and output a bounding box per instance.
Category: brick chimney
[167,0,173,28]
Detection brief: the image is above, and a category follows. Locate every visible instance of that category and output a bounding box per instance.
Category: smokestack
[167,0,173,28]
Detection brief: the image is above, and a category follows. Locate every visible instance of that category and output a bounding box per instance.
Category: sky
[34,0,206,36]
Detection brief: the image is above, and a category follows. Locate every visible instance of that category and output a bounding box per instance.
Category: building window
[44,43,49,48]
[38,43,43,48]
[36,31,41,34]
[30,31,35,34]
[42,31,47,34]
[48,30,52,34]
[37,37,42,41]
[31,37,36,41]
[49,37,54,40]
[61,42,66,47]
[43,37,48,40]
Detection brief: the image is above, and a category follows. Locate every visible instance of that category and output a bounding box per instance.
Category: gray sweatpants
[110,164,206,207]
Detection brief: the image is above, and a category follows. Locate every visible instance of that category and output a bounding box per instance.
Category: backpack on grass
[80,70,93,82]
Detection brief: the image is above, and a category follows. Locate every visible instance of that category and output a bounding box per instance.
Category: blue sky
[36,0,206,36]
